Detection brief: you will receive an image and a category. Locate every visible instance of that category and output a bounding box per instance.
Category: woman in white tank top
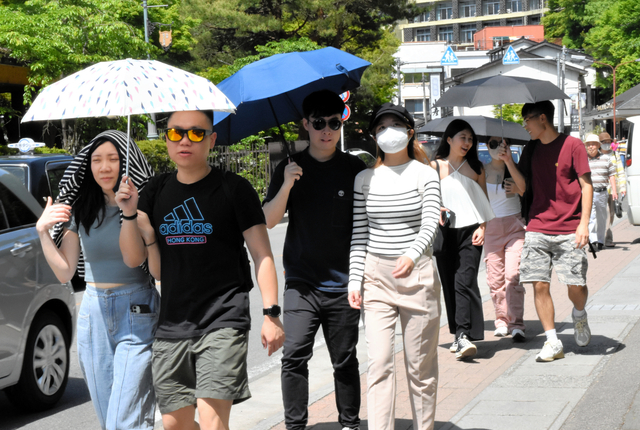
[430,119,494,360]
[483,137,527,343]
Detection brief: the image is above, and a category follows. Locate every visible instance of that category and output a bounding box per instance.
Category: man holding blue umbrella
[263,90,366,430]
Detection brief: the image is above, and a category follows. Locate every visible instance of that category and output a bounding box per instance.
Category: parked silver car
[0,168,76,412]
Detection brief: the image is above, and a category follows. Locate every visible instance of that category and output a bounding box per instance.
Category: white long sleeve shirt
[348,160,441,292]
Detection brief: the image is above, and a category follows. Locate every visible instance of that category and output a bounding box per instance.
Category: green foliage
[136,139,176,173]
[492,104,524,124]
[223,134,269,199]
[0,145,16,155]
[584,0,640,94]
[200,37,322,84]
[544,0,640,97]
[343,30,401,139]
[0,0,199,150]
[543,0,596,49]
[181,0,424,71]
[35,146,69,154]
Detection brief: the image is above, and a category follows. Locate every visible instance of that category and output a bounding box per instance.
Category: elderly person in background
[585,134,617,251]
[599,132,626,247]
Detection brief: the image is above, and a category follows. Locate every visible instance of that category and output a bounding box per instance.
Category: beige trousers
[362,253,441,430]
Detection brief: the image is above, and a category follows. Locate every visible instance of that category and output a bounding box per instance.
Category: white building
[395,38,597,138]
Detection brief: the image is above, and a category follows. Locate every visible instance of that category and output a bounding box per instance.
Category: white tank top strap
[445,158,467,173]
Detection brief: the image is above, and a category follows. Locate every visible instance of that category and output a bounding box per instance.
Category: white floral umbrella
[22,58,236,175]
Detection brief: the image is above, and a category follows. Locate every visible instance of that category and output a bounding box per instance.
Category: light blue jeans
[77,282,159,430]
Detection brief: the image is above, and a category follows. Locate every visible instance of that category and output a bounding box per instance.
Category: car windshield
[0,166,28,188]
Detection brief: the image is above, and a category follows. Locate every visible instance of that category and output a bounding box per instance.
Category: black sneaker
[455,334,477,360]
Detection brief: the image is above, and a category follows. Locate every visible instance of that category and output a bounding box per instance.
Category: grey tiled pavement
[155,218,640,430]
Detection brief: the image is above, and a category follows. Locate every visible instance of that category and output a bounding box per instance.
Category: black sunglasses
[310,118,342,131]
[165,128,213,142]
[488,139,508,149]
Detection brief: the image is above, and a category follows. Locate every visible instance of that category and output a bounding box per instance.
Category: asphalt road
[0,219,292,430]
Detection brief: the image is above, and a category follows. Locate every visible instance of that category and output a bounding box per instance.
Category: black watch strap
[263,304,281,318]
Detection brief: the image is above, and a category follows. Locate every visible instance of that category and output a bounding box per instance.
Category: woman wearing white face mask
[483,136,527,342]
[348,103,442,430]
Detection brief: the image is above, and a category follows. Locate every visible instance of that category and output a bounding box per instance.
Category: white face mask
[488,146,502,161]
[376,127,410,154]
[601,143,611,151]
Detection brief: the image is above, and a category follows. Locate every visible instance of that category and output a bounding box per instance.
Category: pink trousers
[484,214,526,332]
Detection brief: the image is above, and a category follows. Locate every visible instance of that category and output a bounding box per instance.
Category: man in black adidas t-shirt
[264,90,366,430]
[116,110,284,430]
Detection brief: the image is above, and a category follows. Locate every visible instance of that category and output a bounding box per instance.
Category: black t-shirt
[264,148,366,292]
[139,168,265,339]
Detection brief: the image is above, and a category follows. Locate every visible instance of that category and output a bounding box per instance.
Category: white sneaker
[494,326,509,337]
[572,310,592,347]
[455,334,477,360]
[535,339,564,362]
[511,328,526,342]
[450,338,458,353]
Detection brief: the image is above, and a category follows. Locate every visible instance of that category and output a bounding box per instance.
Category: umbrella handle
[126,114,131,180]
[267,98,292,160]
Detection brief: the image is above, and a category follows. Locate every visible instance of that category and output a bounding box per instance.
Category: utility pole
[421,73,428,122]
[397,61,403,107]
[142,0,168,139]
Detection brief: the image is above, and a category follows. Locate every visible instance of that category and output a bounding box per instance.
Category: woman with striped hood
[36,130,157,430]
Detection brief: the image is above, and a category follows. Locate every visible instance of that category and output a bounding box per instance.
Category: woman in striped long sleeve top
[347,103,442,430]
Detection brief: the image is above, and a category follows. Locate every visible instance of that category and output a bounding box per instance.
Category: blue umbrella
[213,47,371,155]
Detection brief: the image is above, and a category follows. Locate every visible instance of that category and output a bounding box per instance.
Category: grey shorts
[519,232,588,286]
[152,328,251,414]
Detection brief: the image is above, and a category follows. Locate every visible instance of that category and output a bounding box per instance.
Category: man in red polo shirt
[515,101,593,362]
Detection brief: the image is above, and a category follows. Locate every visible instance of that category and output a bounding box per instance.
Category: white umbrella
[22,58,236,175]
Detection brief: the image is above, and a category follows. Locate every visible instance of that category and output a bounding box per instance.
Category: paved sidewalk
[234,218,640,430]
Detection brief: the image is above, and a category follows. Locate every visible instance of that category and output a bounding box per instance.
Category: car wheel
[6,310,70,412]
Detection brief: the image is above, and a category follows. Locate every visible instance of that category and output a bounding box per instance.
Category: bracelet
[122,212,138,221]
[145,241,157,247]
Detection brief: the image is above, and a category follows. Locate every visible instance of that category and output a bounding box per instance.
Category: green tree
[584,0,640,94]
[181,0,425,69]
[0,0,198,151]
[492,104,524,124]
[542,0,597,49]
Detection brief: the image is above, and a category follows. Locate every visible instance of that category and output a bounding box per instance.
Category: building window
[414,12,430,23]
[460,24,476,43]
[508,0,522,12]
[493,36,510,47]
[506,18,523,26]
[459,1,476,17]
[436,2,453,21]
[529,15,541,25]
[416,28,431,41]
[403,73,423,84]
[438,25,454,42]
[406,99,425,115]
[483,20,502,27]
[529,0,542,9]
[483,0,500,15]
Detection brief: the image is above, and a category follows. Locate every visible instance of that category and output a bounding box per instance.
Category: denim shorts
[519,232,588,286]
[152,328,251,414]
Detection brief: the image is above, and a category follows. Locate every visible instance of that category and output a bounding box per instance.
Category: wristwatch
[263,305,281,318]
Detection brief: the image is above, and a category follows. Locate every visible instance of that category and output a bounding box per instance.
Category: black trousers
[436,223,485,341]
[281,282,361,430]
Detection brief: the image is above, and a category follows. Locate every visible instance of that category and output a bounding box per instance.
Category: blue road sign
[441,46,458,66]
[502,46,520,65]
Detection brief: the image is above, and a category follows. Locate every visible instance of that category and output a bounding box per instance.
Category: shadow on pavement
[309,419,485,430]
[0,377,91,429]
[436,319,624,361]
